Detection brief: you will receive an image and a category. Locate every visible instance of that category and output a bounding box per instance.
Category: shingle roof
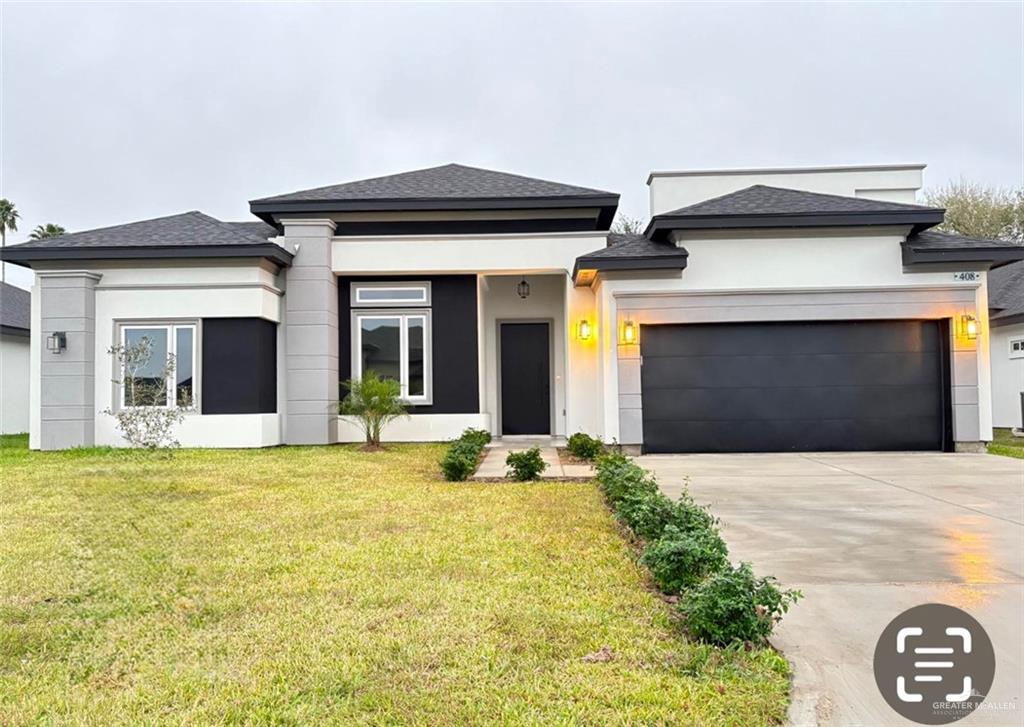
[252,163,616,203]
[0,212,290,266]
[572,233,689,283]
[660,184,938,217]
[989,259,1024,321]
[901,230,1024,269]
[4,211,273,249]
[645,185,945,241]
[0,282,31,332]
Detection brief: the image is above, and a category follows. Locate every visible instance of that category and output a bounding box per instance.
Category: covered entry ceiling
[640,320,951,453]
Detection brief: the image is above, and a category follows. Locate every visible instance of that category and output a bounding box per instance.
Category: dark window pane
[361,317,401,381]
[175,327,194,407]
[124,328,168,406]
[408,318,424,396]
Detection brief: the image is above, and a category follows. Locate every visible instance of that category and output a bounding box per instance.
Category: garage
[639,319,952,453]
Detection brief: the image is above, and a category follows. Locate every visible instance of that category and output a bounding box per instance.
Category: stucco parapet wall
[36,270,103,283]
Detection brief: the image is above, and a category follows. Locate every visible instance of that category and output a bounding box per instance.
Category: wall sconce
[46,331,67,354]
[577,319,592,341]
[621,320,637,345]
[516,277,531,299]
[959,314,979,340]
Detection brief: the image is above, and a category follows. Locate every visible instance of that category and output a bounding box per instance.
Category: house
[1,281,31,434]
[3,162,1022,452]
[988,260,1024,429]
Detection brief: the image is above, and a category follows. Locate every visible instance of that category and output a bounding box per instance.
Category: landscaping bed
[0,434,790,724]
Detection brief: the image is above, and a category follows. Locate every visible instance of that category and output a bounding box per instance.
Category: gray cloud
[2,1,1021,289]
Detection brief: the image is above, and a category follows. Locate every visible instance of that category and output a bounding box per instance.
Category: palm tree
[0,198,19,284]
[29,223,66,240]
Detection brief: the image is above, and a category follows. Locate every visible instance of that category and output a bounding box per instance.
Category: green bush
[339,370,407,447]
[567,432,604,461]
[460,428,492,449]
[615,489,679,541]
[595,454,659,505]
[505,447,547,481]
[680,563,802,646]
[641,524,729,595]
[439,428,491,481]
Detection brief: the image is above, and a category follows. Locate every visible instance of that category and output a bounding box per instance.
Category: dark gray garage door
[640,320,951,453]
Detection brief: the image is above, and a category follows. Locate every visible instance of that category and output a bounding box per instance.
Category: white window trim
[1011,338,1024,360]
[352,310,432,405]
[351,281,431,308]
[118,322,199,410]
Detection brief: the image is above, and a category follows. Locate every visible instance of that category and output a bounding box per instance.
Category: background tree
[0,198,19,283]
[29,223,66,240]
[922,180,1024,242]
[611,214,645,234]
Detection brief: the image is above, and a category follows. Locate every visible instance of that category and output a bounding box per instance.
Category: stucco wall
[991,322,1024,428]
[0,333,30,434]
[648,164,924,216]
[29,260,284,449]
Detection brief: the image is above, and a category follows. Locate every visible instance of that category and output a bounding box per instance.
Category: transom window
[352,282,431,307]
[1011,338,1024,359]
[119,323,197,408]
[353,311,431,403]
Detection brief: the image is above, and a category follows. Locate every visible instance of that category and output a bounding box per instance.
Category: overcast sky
[2,1,1022,290]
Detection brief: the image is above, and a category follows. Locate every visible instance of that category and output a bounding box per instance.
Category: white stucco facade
[991,322,1024,429]
[1,332,30,434]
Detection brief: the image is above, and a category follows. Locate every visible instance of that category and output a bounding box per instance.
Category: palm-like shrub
[339,370,407,448]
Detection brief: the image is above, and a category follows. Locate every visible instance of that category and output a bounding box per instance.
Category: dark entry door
[500,322,551,435]
[640,319,950,453]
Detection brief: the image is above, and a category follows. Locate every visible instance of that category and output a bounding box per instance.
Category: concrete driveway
[636,451,1024,727]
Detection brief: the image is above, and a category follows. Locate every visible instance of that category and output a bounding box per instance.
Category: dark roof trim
[901,244,1024,269]
[571,250,689,283]
[0,324,30,338]
[646,210,943,241]
[0,243,294,267]
[251,195,619,229]
[991,312,1024,328]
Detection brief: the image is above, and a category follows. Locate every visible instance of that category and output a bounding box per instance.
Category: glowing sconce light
[578,319,592,341]
[621,320,637,345]
[960,314,978,340]
[46,331,67,354]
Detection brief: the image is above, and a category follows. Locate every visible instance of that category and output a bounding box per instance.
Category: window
[1011,338,1024,359]
[354,312,430,403]
[120,323,197,408]
[352,282,430,307]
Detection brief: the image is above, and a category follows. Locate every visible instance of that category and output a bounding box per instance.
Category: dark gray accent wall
[202,318,277,414]
[338,275,479,414]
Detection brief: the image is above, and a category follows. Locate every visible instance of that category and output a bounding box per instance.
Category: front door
[500,322,551,435]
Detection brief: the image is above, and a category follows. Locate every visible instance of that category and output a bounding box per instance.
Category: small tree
[339,370,408,449]
[105,336,188,449]
[611,214,645,234]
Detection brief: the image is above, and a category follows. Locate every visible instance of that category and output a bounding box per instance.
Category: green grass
[988,427,1024,459]
[0,434,789,725]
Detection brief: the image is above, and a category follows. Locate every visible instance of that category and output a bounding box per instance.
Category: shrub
[567,432,604,461]
[339,370,408,448]
[670,490,718,536]
[680,563,802,646]
[105,337,188,450]
[460,428,492,449]
[615,489,680,541]
[439,428,491,481]
[505,447,547,481]
[641,524,729,595]
[595,454,658,505]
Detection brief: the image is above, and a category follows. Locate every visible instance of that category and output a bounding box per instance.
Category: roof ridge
[660,184,940,217]
[190,211,275,244]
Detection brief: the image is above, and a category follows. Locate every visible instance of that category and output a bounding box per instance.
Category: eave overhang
[645,210,944,242]
[0,243,294,268]
[571,250,689,286]
[901,244,1024,270]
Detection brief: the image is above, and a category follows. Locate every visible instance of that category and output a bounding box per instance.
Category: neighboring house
[2,162,1022,452]
[988,260,1024,429]
[1,281,31,434]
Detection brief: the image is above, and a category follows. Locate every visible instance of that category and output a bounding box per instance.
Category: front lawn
[989,427,1024,459]
[0,435,789,724]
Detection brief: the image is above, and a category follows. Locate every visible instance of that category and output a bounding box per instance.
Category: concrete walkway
[637,451,1024,727]
[472,439,594,480]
